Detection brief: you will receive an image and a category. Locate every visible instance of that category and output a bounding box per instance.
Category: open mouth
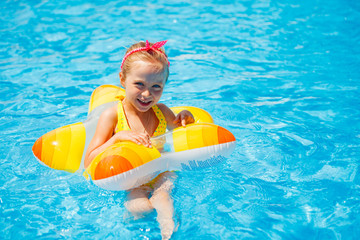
[137,98,152,107]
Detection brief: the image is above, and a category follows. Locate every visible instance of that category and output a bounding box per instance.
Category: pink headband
[120,40,170,70]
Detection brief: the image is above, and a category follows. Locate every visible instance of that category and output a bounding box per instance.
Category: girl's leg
[149,172,177,240]
[125,185,153,219]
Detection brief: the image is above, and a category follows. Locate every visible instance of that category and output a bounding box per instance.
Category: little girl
[84,40,194,239]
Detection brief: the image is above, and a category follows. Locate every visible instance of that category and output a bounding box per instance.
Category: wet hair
[121,41,169,82]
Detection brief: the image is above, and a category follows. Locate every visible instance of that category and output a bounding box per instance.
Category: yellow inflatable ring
[32,85,236,190]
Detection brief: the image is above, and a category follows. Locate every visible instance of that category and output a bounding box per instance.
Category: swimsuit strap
[115,101,131,133]
[152,104,167,136]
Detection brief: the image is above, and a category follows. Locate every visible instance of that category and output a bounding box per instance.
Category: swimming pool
[1,0,359,239]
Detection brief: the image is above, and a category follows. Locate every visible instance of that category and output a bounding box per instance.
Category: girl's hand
[115,131,152,148]
[173,110,195,127]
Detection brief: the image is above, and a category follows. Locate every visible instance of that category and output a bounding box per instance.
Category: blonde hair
[121,41,169,82]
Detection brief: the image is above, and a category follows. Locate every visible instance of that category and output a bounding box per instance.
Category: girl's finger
[132,135,144,145]
[181,116,186,126]
[138,135,152,148]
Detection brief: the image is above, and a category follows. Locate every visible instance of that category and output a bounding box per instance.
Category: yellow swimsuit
[115,100,167,136]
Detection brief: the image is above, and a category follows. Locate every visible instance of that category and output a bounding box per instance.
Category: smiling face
[120,60,167,113]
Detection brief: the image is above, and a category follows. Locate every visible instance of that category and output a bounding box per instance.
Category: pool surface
[1,0,360,239]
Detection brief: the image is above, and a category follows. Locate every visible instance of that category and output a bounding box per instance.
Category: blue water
[1,0,360,239]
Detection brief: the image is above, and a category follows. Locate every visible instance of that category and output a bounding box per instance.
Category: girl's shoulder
[99,103,118,124]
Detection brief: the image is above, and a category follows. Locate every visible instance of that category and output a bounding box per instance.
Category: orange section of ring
[94,155,133,180]
[89,141,161,180]
[217,125,236,144]
[32,136,43,162]
[41,129,56,167]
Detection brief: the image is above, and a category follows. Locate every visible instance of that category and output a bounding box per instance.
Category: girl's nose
[142,89,151,97]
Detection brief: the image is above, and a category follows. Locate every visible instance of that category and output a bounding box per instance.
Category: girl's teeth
[139,99,150,104]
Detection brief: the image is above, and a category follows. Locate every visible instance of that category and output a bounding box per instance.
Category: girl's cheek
[152,90,163,97]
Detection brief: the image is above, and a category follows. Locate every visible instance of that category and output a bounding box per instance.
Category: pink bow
[121,40,170,69]
[146,40,167,49]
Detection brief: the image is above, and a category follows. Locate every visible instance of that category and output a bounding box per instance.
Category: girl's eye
[135,82,144,86]
[153,84,162,89]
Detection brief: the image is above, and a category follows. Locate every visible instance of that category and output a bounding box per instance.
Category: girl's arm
[84,104,118,168]
[84,104,151,168]
[157,103,194,130]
